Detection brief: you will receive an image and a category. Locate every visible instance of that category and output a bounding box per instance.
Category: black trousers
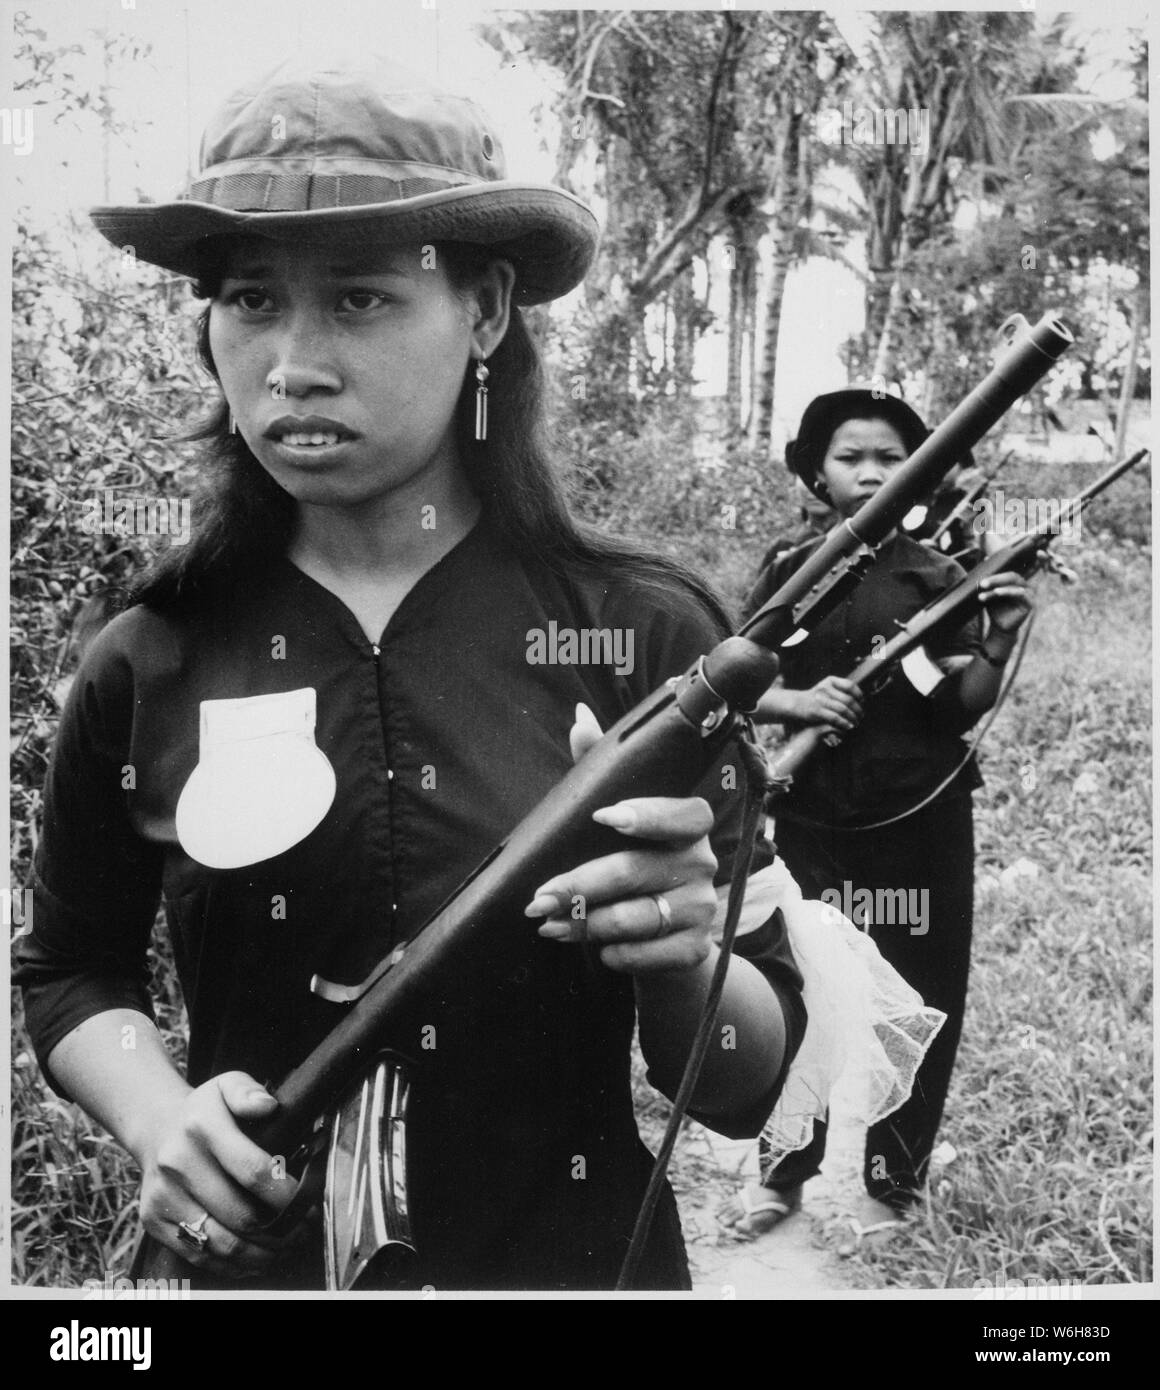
[761,794,974,1211]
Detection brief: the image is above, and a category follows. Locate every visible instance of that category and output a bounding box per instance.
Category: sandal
[716,1184,802,1240]
[837,1213,903,1258]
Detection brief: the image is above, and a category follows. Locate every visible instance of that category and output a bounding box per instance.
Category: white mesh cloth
[714,858,946,1169]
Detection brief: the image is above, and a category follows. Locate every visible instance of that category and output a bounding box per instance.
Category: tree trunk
[744,250,759,435]
[633,323,654,397]
[671,271,695,399]
[749,242,792,455]
[725,230,745,430]
[919,306,944,418]
[863,181,900,353]
[749,111,802,456]
[1113,281,1143,459]
[727,231,759,435]
[871,221,913,385]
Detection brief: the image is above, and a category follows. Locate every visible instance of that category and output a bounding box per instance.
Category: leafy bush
[11,221,208,840]
[11,221,205,1283]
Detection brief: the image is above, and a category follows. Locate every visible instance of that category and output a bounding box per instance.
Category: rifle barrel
[1063,448,1149,522]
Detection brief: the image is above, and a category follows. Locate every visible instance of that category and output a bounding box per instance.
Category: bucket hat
[90,57,600,306]
[787,389,929,500]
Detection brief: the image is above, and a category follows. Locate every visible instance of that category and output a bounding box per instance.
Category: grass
[11,927,188,1286]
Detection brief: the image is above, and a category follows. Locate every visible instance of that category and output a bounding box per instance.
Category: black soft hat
[787,389,929,500]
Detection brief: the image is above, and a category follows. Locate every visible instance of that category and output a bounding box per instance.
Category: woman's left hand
[523,704,719,975]
[977,569,1034,634]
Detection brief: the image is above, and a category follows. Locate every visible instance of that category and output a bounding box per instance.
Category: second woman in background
[720,389,1032,1240]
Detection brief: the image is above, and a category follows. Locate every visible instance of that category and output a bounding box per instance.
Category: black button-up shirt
[17,519,802,1289]
[744,532,985,826]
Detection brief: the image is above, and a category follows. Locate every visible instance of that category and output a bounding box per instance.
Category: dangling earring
[474,359,490,442]
[228,410,237,435]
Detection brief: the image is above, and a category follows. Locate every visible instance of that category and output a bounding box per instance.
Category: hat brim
[91,182,600,306]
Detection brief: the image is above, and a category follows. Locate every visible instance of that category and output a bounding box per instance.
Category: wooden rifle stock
[133,312,1074,1284]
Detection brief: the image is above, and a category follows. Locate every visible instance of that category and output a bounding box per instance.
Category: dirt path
[677,1086,874,1296]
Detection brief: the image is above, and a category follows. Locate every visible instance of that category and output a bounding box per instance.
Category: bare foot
[716,1183,803,1239]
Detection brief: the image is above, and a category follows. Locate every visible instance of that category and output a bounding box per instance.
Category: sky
[2,0,1150,441]
[4,0,559,207]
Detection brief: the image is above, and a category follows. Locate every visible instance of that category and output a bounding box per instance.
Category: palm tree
[831,11,1074,381]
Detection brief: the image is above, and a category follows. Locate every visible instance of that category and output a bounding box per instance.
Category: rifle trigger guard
[256,1124,328,1239]
[311,943,407,1003]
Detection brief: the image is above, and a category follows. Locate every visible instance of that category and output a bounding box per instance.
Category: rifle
[133,312,1074,1288]
[765,448,1149,789]
[925,451,1012,547]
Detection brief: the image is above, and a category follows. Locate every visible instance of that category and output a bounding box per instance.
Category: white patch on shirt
[175,688,337,869]
[900,645,947,697]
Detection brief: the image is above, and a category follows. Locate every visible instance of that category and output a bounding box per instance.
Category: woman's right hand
[137,1071,307,1277]
[790,676,864,733]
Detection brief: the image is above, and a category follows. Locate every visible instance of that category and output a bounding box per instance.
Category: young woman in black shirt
[15,58,805,1290]
[719,389,1032,1239]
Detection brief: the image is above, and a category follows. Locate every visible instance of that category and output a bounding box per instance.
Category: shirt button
[387,768,394,780]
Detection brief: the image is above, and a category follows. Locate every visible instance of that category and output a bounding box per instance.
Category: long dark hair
[128,239,731,632]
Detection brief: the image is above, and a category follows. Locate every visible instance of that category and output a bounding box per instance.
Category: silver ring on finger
[177,1211,211,1251]
[649,893,673,939]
